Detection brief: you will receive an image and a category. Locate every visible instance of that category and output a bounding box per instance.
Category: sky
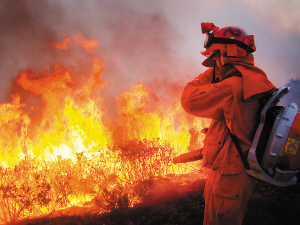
[0,0,299,111]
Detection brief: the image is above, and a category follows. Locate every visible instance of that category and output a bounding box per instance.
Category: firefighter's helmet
[201,22,256,67]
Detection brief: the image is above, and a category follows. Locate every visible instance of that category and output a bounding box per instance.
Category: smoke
[280,78,300,107]
[87,1,189,112]
[1,0,300,111]
[0,0,200,118]
[241,0,300,35]
[0,1,58,100]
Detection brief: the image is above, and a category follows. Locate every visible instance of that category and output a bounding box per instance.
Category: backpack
[245,87,300,186]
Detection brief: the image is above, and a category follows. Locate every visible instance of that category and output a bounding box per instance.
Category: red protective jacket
[181,54,276,174]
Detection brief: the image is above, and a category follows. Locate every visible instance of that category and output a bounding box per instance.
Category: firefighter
[178,23,277,224]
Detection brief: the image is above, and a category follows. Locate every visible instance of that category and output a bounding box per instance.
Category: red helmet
[201,22,256,60]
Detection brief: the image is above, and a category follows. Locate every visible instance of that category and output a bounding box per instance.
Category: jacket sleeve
[181,68,233,123]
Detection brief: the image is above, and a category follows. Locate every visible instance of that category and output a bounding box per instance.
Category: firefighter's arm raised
[181,68,232,122]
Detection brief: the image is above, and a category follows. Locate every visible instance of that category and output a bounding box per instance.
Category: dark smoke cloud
[0,0,64,101]
[0,0,196,117]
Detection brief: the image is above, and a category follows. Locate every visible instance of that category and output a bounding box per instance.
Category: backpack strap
[229,93,274,171]
[229,132,251,170]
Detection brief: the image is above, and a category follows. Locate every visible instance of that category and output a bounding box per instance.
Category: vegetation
[0,138,201,224]
[9,178,300,225]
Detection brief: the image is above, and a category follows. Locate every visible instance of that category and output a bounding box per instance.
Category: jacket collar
[222,54,277,101]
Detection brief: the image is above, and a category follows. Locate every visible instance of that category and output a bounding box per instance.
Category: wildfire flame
[0,33,209,224]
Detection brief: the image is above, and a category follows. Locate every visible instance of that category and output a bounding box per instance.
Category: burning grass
[0,138,206,224]
[8,178,300,225]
